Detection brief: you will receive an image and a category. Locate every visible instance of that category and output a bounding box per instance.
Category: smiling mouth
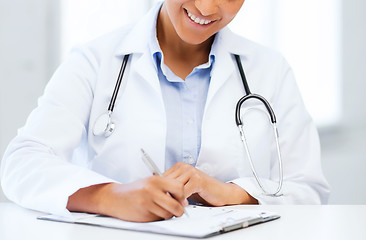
[185,9,213,25]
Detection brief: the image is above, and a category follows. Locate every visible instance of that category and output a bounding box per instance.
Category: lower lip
[184,9,214,28]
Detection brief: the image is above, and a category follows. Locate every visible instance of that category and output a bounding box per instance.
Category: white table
[0,202,365,240]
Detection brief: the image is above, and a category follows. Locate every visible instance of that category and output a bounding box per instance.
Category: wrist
[225,183,258,205]
[67,182,115,214]
[96,182,120,215]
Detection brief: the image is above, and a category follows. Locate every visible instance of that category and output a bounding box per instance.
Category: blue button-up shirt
[149,31,217,170]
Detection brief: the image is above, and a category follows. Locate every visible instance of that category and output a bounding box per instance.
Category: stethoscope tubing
[235,93,277,125]
[108,54,130,112]
[234,54,283,196]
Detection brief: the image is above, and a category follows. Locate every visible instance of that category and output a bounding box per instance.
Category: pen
[141,148,163,176]
[140,148,189,217]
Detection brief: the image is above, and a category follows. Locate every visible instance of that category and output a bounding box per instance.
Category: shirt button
[188,156,195,164]
[184,154,195,164]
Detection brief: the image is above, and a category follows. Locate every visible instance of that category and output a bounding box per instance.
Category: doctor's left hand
[164,162,258,206]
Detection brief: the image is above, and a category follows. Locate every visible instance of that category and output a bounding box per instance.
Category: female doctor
[0,0,329,222]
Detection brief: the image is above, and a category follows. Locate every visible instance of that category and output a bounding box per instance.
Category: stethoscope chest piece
[93,111,115,137]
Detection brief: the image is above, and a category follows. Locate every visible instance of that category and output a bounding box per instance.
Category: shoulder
[218,27,288,67]
[86,23,136,51]
[216,28,296,100]
[69,22,136,62]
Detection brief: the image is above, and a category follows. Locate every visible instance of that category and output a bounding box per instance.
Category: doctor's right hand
[66,176,188,222]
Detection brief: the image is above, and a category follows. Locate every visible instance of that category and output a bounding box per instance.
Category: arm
[67,176,187,222]
[0,45,187,221]
[0,46,112,217]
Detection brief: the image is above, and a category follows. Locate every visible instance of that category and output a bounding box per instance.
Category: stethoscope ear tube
[237,115,283,197]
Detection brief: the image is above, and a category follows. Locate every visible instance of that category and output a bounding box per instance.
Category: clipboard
[38,205,280,238]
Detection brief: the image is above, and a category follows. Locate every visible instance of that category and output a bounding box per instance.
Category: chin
[179,32,214,46]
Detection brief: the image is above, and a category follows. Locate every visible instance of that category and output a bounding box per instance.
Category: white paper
[38,205,277,238]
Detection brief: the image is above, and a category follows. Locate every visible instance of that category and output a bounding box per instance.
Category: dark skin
[67,0,257,223]
[156,9,214,79]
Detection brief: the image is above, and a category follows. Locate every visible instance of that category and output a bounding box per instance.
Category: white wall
[320,0,366,204]
[0,0,61,201]
[61,0,155,60]
[230,0,342,128]
[1,0,366,204]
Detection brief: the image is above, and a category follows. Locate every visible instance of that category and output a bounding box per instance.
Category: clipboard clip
[220,217,256,233]
[220,213,280,233]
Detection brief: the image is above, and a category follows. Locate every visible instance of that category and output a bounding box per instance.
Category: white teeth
[187,11,212,25]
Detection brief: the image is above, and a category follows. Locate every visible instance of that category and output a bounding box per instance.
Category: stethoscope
[93,53,283,196]
[233,55,283,196]
[93,54,130,138]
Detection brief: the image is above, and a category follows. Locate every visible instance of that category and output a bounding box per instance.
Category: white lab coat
[1,3,329,217]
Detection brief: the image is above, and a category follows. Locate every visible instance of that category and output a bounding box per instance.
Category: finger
[161,178,189,207]
[163,162,189,177]
[144,176,186,217]
[153,192,185,217]
[175,170,192,184]
[165,167,195,181]
[173,170,205,197]
[163,167,179,178]
[183,178,200,199]
[160,178,186,203]
[182,198,189,207]
[148,201,175,220]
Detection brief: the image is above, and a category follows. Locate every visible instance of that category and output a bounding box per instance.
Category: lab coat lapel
[114,2,162,95]
[111,3,166,171]
[132,52,162,95]
[198,28,245,178]
[205,36,235,111]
